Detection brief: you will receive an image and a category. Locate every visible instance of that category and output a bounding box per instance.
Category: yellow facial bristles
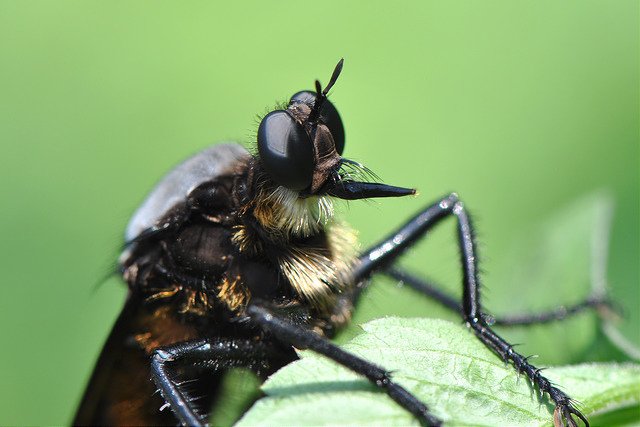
[253,186,334,239]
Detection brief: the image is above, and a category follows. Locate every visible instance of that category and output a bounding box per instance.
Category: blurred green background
[0,1,637,425]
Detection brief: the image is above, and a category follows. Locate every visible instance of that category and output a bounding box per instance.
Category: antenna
[309,58,344,123]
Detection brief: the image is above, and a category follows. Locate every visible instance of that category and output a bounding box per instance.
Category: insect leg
[352,193,588,427]
[151,337,289,427]
[384,267,614,326]
[246,304,442,427]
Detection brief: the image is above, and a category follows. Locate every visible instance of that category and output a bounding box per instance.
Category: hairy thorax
[124,171,359,333]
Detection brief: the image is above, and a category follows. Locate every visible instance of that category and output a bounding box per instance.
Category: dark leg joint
[151,348,174,364]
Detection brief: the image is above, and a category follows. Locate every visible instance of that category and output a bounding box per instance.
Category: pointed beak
[327,178,416,200]
[313,158,416,200]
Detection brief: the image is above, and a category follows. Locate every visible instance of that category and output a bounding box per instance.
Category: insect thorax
[123,159,359,328]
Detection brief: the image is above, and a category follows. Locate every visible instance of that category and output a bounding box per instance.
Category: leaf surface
[238,318,640,426]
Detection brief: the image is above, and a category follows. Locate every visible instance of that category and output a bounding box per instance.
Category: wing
[74,292,153,425]
[73,292,182,426]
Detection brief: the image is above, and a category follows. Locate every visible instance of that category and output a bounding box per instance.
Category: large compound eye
[290,91,345,155]
[257,110,314,190]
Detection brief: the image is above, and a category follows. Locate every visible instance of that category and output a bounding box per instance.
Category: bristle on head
[253,186,334,239]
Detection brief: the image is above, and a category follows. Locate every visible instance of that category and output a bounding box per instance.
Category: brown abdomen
[73,295,210,426]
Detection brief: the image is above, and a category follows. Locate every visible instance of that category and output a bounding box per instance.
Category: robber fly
[74,60,597,426]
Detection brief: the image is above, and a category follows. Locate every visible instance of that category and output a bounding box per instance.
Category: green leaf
[237,318,640,427]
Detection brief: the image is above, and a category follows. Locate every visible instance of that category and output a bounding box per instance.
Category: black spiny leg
[384,267,613,326]
[352,193,589,427]
[151,337,292,426]
[246,304,442,427]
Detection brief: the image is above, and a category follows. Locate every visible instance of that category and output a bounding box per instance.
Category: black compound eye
[257,110,314,191]
[290,90,345,155]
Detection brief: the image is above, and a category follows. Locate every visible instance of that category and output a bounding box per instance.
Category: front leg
[353,193,588,427]
[151,337,292,426]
